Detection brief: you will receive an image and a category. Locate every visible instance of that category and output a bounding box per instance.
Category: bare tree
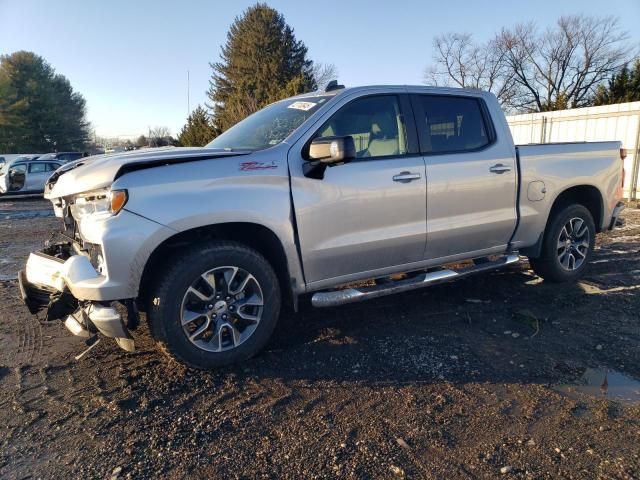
[496,16,633,111]
[426,15,634,112]
[425,33,519,109]
[312,63,339,90]
[147,126,171,147]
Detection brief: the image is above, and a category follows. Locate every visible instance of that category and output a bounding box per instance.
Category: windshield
[206,95,335,151]
[37,153,56,160]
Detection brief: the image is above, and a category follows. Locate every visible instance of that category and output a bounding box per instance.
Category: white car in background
[0,156,63,195]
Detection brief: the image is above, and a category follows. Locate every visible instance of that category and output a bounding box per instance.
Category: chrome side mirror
[304,136,356,179]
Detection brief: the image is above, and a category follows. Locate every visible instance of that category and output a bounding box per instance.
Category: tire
[528,204,596,283]
[147,241,281,369]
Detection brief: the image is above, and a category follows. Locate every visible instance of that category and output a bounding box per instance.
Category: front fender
[114,152,304,295]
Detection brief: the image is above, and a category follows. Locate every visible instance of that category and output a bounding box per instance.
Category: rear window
[415,95,491,154]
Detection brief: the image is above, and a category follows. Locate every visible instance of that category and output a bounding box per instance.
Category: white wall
[506,102,640,199]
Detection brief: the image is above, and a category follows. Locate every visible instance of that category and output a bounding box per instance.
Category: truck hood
[45,147,252,198]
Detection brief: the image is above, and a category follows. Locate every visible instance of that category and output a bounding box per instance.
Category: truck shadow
[253,253,640,387]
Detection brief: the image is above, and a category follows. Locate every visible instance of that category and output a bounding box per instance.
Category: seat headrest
[370,112,396,139]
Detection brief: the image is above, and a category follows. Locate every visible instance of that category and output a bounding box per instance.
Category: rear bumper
[609,201,625,230]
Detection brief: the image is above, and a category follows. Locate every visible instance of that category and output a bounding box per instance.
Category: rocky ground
[0,198,639,479]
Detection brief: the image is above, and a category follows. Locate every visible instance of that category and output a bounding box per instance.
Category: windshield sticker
[288,101,316,111]
[240,161,277,171]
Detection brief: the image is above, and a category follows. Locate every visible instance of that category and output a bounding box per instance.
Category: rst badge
[239,161,277,171]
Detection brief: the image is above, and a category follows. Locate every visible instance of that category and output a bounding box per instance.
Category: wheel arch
[522,184,604,259]
[548,184,604,232]
[138,222,297,311]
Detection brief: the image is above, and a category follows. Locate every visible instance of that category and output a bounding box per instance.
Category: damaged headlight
[70,189,128,221]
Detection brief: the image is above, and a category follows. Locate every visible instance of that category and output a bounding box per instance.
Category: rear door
[289,93,427,287]
[411,94,517,259]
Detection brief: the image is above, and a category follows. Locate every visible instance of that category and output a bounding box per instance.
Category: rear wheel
[528,204,595,282]
[147,241,281,369]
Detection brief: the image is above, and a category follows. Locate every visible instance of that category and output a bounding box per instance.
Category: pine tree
[593,60,640,105]
[177,105,216,147]
[207,3,316,132]
[0,51,90,152]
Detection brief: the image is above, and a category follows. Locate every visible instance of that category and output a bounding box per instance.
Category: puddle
[555,368,640,405]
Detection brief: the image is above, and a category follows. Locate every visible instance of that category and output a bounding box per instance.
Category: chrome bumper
[25,250,103,299]
[20,250,135,351]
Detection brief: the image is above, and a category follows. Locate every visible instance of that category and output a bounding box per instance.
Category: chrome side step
[311,254,520,308]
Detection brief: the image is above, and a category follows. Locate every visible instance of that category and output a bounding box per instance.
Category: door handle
[392,171,421,183]
[489,163,511,174]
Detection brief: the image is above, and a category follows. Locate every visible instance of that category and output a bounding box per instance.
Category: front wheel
[528,204,596,282]
[147,241,281,369]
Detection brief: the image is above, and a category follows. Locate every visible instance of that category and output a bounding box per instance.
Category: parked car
[19,84,625,369]
[37,152,83,163]
[0,157,63,194]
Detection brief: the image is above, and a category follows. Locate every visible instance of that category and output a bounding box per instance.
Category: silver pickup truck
[19,84,626,369]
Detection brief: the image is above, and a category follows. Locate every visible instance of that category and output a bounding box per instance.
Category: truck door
[411,94,517,259]
[289,94,427,287]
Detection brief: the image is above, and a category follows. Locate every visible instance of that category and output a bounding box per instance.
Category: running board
[311,254,520,308]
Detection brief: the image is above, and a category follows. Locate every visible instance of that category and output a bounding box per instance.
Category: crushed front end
[19,233,137,352]
[18,169,147,354]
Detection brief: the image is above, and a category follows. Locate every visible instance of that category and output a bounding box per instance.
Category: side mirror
[308,136,356,163]
[304,136,356,179]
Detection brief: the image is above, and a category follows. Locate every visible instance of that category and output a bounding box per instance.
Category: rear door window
[28,162,47,174]
[414,95,492,154]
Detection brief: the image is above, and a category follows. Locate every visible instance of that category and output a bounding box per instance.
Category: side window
[315,95,408,158]
[416,96,490,154]
[28,163,47,173]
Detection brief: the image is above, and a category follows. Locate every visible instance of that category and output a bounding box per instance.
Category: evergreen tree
[593,59,640,105]
[207,3,316,132]
[177,105,216,147]
[0,51,90,152]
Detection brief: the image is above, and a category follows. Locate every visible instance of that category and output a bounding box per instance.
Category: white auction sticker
[288,101,316,111]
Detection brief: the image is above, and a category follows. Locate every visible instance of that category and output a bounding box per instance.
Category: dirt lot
[1,198,639,479]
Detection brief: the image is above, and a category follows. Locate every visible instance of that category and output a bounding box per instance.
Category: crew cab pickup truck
[19,84,626,369]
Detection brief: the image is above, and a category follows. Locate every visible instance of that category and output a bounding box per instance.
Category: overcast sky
[1,0,639,138]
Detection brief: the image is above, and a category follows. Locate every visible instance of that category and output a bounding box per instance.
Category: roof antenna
[325,80,345,92]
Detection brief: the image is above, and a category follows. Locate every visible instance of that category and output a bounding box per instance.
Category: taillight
[618,147,626,199]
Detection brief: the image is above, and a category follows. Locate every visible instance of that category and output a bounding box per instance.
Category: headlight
[70,189,128,220]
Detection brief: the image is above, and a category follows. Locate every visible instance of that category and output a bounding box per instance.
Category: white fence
[506,102,640,200]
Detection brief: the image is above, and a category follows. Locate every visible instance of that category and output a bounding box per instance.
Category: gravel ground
[1,198,639,479]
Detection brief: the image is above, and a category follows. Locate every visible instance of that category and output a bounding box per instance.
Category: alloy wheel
[556,217,590,271]
[180,266,264,352]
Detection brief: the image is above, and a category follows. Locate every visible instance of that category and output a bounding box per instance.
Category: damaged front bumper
[19,242,137,352]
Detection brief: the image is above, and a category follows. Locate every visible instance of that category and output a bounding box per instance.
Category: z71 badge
[239,161,277,171]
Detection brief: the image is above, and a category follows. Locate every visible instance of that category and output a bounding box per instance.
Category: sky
[1,0,639,138]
